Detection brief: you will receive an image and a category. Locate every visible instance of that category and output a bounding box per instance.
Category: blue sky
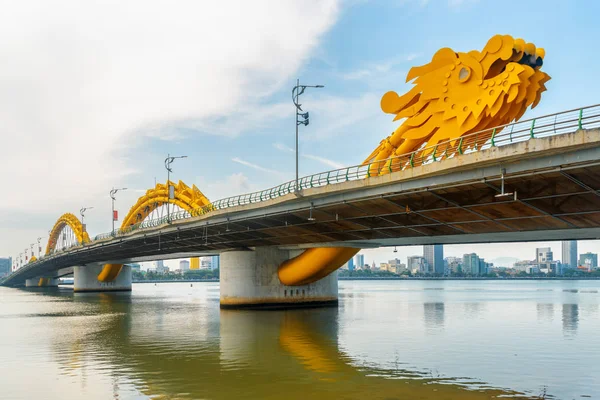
[1,0,599,266]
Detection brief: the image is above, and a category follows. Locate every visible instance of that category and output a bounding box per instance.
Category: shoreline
[124,277,600,284]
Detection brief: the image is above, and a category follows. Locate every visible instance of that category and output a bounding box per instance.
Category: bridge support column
[74,264,132,293]
[220,248,338,309]
[25,277,59,287]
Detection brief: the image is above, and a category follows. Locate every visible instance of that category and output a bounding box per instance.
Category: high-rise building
[445,256,462,274]
[179,260,190,272]
[190,257,200,270]
[462,253,481,275]
[348,257,355,271]
[0,257,11,277]
[561,240,578,269]
[387,258,407,274]
[154,260,168,274]
[407,256,427,273]
[211,255,220,270]
[200,257,212,269]
[423,245,444,275]
[536,247,553,263]
[579,252,598,269]
[354,254,365,269]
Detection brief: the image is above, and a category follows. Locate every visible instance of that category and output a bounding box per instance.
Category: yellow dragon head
[368,34,550,166]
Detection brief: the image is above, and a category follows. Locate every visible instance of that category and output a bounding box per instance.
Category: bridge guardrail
[85,104,597,240]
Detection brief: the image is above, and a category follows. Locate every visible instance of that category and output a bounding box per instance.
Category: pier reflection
[562,304,579,336]
[44,292,540,400]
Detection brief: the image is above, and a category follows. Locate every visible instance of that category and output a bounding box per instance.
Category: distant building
[129,263,141,272]
[354,254,365,269]
[179,260,190,272]
[462,253,480,275]
[200,257,212,269]
[407,256,426,274]
[190,257,200,270]
[154,260,168,274]
[347,257,355,271]
[423,244,444,275]
[479,258,492,275]
[211,255,220,270]
[388,258,407,274]
[536,247,553,263]
[514,260,537,272]
[445,256,462,275]
[579,252,598,270]
[0,257,11,277]
[526,266,540,274]
[561,241,578,269]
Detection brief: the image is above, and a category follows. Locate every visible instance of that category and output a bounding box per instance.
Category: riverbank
[125,277,600,283]
[133,279,219,283]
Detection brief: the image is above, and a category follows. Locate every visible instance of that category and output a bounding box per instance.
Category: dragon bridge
[278,34,550,286]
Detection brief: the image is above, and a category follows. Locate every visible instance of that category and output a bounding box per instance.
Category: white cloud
[196,173,260,201]
[302,154,345,169]
[231,157,284,177]
[273,143,294,153]
[301,93,382,140]
[341,53,421,80]
[273,142,345,169]
[0,0,340,216]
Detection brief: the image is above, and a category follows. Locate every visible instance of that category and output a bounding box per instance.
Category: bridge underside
[91,157,600,258]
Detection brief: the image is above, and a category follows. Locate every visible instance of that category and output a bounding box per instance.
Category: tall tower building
[561,240,578,269]
[190,257,200,270]
[423,244,444,275]
[354,254,365,269]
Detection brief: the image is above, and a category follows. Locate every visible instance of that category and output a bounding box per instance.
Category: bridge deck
[5,128,600,285]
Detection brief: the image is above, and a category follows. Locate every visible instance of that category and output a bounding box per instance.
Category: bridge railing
[91,104,600,241]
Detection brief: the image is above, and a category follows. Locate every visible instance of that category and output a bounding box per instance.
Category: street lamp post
[164,154,187,222]
[292,79,324,192]
[110,187,127,235]
[37,237,42,258]
[80,207,93,244]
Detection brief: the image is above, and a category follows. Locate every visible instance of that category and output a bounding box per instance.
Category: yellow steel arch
[98,181,211,282]
[121,181,211,228]
[46,213,91,256]
[278,34,550,286]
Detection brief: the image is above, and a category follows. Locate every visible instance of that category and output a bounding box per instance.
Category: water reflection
[536,303,554,322]
[463,302,485,318]
[562,304,579,336]
[423,302,445,331]
[45,292,535,400]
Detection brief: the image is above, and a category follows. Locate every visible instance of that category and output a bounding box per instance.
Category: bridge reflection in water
[38,289,540,400]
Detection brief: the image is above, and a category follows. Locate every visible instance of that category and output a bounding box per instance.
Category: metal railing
[75,105,600,242]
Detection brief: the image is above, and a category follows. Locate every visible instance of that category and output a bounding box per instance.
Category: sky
[1,0,600,268]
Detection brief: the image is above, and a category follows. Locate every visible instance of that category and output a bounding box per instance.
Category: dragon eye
[458,66,471,82]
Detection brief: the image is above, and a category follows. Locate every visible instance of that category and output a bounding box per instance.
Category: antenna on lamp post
[80,207,93,244]
[110,187,127,235]
[164,154,187,222]
[292,79,324,192]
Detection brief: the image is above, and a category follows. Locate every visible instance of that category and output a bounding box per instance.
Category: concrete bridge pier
[220,248,338,309]
[25,277,59,287]
[73,264,132,293]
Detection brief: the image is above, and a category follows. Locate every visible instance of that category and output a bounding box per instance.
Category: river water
[0,280,598,399]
